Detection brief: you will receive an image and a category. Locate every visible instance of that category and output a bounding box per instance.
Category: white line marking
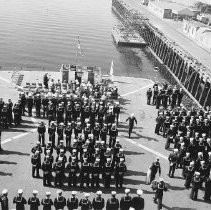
[0,76,10,83]
[121,84,153,97]
[123,137,168,160]
[1,128,37,145]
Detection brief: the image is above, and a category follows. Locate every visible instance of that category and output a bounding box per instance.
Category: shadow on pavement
[163,205,197,210]
[131,131,159,142]
[124,150,145,155]
[0,160,17,165]
[126,169,146,176]
[168,185,186,191]
[119,97,131,106]
[0,150,30,156]
[0,171,12,176]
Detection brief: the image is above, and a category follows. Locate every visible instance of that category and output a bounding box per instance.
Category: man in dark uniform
[0,189,9,210]
[7,99,13,126]
[13,189,27,210]
[80,157,91,188]
[204,174,211,201]
[103,158,113,188]
[53,158,65,187]
[20,92,27,116]
[126,113,137,138]
[48,121,56,147]
[37,121,46,147]
[54,190,66,210]
[91,158,101,188]
[168,149,179,178]
[114,102,120,125]
[28,190,40,210]
[149,158,161,183]
[57,104,64,124]
[41,156,52,186]
[48,102,54,125]
[92,191,105,210]
[190,172,201,200]
[42,95,49,118]
[120,189,132,210]
[67,191,79,210]
[115,158,127,188]
[41,192,53,210]
[66,157,79,187]
[65,122,72,148]
[27,94,34,117]
[109,123,118,147]
[100,124,108,143]
[79,193,92,210]
[146,88,152,105]
[106,191,119,210]
[57,122,64,145]
[34,94,41,117]
[131,189,145,210]
[31,150,41,178]
[184,161,195,189]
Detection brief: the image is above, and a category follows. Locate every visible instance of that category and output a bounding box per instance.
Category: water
[0,0,158,79]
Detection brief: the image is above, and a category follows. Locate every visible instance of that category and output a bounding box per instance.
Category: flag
[77,36,83,56]
[110,60,114,81]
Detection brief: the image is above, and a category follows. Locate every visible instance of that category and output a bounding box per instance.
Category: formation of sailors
[0,188,145,210]
[146,82,184,109]
[151,89,211,201]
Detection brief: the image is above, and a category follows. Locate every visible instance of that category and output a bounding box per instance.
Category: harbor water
[0,0,160,80]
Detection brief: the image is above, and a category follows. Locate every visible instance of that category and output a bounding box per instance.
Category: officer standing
[168,149,179,178]
[115,158,127,188]
[37,122,46,147]
[13,189,27,210]
[146,88,152,105]
[67,191,79,210]
[106,191,119,210]
[79,193,92,210]
[190,172,201,200]
[54,190,66,210]
[0,189,9,210]
[31,150,41,178]
[27,94,34,117]
[126,114,137,138]
[149,158,161,183]
[48,121,56,147]
[42,156,52,186]
[131,189,145,210]
[92,191,105,210]
[28,190,40,210]
[120,189,132,210]
[41,192,53,210]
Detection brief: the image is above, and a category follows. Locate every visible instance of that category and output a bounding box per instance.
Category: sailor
[168,148,179,178]
[53,158,65,187]
[57,122,64,145]
[43,73,49,89]
[91,158,101,188]
[54,190,66,210]
[65,122,72,148]
[153,178,167,209]
[37,121,46,147]
[190,172,201,200]
[115,148,125,164]
[92,191,105,210]
[44,141,53,155]
[41,155,52,186]
[13,189,27,210]
[48,102,55,125]
[55,149,67,167]
[34,94,42,117]
[106,191,119,210]
[103,158,113,188]
[146,88,152,105]
[31,150,41,178]
[20,92,27,116]
[115,158,127,188]
[31,141,43,154]
[57,103,64,124]
[84,123,92,140]
[56,140,66,155]
[48,121,56,147]
[42,95,49,118]
[66,157,80,187]
[204,173,211,201]
[113,101,120,125]
[0,189,9,210]
[79,193,92,210]
[80,157,91,188]
[41,192,53,210]
[125,113,137,138]
[149,157,161,183]
[67,191,79,210]
[100,123,108,143]
[28,190,40,210]
[74,122,82,139]
[131,189,145,210]
[109,123,118,147]
[120,189,132,210]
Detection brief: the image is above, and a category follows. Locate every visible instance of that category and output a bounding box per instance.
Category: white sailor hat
[120,158,124,162]
[72,191,77,195]
[84,193,90,197]
[58,157,63,162]
[137,189,143,195]
[208,151,211,155]
[195,172,200,176]
[174,149,178,152]
[125,189,130,194]
[116,139,120,142]
[129,208,135,210]
[119,148,124,152]
[60,140,64,143]
[36,141,40,145]
[46,192,51,196]
[60,149,64,152]
[101,141,105,144]
[72,149,77,152]
[201,160,205,164]
[111,191,116,195]
[96,158,100,162]
[159,178,164,182]
[35,150,40,154]
[96,191,102,195]
[107,158,111,161]
[107,148,111,151]
[57,190,62,194]
[33,190,38,194]
[190,161,194,166]
[198,152,203,155]
[202,133,206,137]
[2,189,8,195]
[18,189,23,194]
[73,140,77,143]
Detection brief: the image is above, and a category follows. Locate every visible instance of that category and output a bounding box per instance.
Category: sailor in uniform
[106,191,119,210]
[67,191,79,210]
[79,193,92,210]
[0,189,9,210]
[41,192,53,210]
[131,189,145,210]
[13,189,27,210]
[92,191,105,210]
[54,190,66,210]
[120,189,132,210]
[28,190,40,210]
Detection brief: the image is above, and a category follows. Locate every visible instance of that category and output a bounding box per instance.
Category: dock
[112,25,147,47]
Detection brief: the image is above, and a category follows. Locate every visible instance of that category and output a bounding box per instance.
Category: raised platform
[112,25,147,47]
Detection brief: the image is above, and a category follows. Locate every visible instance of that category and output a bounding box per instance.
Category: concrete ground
[120,0,211,75]
[0,72,210,210]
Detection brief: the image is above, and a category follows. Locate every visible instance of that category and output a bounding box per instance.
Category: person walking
[126,113,137,138]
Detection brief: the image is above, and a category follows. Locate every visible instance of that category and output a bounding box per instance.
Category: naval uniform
[120,196,132,210]
[79,199,92,210]
[41,198,53,210]
[67,197,79,210]
[54,196,66,210]
[92,197,105,210]
[13,196,27,210]
[28,197,40,210]
[106,197,119,210]
[0,195,9,210]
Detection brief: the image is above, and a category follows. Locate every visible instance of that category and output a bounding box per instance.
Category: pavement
[121,0,211,76]
[0,72,211,210]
